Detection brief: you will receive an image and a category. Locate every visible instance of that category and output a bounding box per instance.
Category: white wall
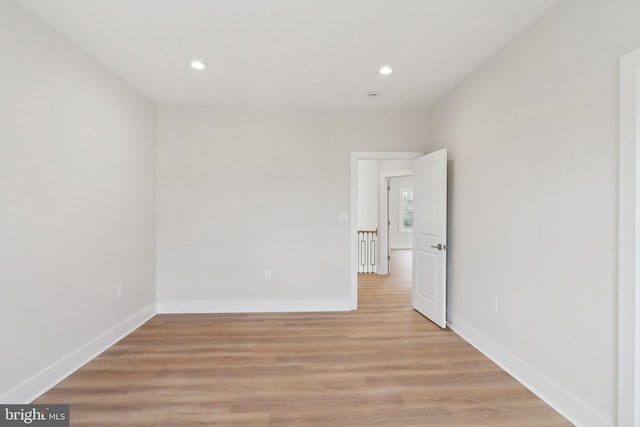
[388,176,413,249]
[0,0,157,402]
[427,1,640,425]
[357,160,378,230]
[157,107,428,312]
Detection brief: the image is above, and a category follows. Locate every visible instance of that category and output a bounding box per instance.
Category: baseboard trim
[1,303,156,404]
[447,312,614,427]
[157,298,351,314]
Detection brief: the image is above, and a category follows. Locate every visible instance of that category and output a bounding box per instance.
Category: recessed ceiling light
[379,66,393,75]
[190,60,206,70]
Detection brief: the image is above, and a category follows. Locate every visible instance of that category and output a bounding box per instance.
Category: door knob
[430,244,447,250]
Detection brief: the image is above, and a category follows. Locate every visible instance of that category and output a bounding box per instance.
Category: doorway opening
[356,161,415,275]
[350,152,423,310]
[380,175,413,274]
[386,175,415,275]
[351,150,449,329]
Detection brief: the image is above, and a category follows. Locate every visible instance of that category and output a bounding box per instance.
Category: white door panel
[416,249,438,303]
[412,149,447,328]
[418,166,439,237]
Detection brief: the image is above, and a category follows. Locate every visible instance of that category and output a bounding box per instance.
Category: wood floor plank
[34,250,572,426]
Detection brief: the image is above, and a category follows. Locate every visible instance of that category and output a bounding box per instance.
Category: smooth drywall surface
[388,176,413,249]
[357,160,378,231]
[0,0,156,401]
[157,107,427,311]
[427,0,640,424]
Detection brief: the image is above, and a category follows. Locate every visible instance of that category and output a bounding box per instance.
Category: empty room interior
[2,0,640,426]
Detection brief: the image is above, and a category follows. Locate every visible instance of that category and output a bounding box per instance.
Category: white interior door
[412,149,447,328]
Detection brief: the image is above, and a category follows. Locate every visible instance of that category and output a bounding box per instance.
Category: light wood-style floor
[36,250,572,426]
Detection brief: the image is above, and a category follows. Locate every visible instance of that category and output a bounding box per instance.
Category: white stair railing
[357,230,377,274]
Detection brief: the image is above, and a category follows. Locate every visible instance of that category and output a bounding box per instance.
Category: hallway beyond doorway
[388,248,412,280]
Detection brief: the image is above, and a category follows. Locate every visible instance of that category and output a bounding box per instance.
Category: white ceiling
[17,0,557,108]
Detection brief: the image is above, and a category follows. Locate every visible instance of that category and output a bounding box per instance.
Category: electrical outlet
[116,283,124,299]
[264,270,272,280]
[490,296,498,313]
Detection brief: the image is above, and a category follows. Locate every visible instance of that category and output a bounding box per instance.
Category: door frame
[350,152,423,309]
[619,47,640,427]
[379,171,414,275]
